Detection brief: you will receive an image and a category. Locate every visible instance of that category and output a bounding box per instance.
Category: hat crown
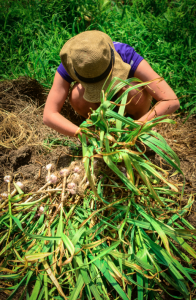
[60,31,131,103]
[71,33,111,78]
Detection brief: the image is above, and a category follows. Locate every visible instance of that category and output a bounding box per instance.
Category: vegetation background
[0,0,196,113]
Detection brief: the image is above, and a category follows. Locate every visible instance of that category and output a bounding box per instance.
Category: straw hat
[60,30,131,103]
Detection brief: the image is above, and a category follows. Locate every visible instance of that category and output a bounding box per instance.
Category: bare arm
[43,72,80,137]
[134,60,180,122]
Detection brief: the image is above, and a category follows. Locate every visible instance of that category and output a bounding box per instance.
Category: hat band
[74,47,115,84]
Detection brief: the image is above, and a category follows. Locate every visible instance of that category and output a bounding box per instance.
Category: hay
[156,115,196,191]
[157,115,196,159]
[0,77,84,151]
[0,110,33,149]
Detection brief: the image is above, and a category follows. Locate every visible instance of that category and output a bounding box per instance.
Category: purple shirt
[57,41,143,83]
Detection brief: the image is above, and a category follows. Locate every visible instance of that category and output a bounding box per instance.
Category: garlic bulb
[119,166,127,177]
[67,182,76,189]
[1,192,8,198]
[59,168,70,177]
[46,164,53,171]
[73,166,81,173]
[119,166,126,173]
[72,173,80,180]
[46,174,58,184]
[16,181,24,190]
[39,206,44,212]
[68,189,76,195]
[4,175,12,183]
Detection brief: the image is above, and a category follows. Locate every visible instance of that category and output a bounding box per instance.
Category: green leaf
[89,254,129,300]
[61,232,75,256]
[69,274,84,300]
[11,215,23,231]
[29,274,43,300]
[13,182,24,195]
[7,273,29,300]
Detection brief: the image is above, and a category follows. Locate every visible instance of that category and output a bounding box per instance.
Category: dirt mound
[0,77,46,110]
[156,115,196,228]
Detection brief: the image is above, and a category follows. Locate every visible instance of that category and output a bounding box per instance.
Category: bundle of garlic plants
[78,77,196,299]
[0,78,196,300]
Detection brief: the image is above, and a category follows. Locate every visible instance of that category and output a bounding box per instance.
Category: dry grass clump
[157,115,196,158]
[156,115,196,192]
[0,77,83,152]
[0,110,34,149]
[0,77,49,151]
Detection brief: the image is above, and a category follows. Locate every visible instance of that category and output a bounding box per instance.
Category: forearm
[43,112,79,137]
[43,73,80,137]
[138,99,180,122]
[134,60,180,123]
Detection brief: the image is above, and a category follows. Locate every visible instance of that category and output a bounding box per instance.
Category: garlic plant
[0,78,195,300]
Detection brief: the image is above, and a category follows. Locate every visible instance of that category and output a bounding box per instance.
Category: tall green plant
[80,77,183,200]
[77,77,196,298]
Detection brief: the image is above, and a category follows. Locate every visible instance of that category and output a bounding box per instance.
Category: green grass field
[1,0,196,113]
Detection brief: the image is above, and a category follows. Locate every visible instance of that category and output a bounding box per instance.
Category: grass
[43,135,82,155]
[0,0,196,112]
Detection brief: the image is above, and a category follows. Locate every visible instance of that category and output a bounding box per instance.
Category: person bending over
[43,30,179,137]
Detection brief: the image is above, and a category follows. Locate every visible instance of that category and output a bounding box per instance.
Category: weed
[43,135,82,155]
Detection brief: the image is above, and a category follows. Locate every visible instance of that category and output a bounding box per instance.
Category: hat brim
[60,31,131,103]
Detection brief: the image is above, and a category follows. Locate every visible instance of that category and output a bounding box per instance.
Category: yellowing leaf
[25,252,52,262]
[42,259,67,300]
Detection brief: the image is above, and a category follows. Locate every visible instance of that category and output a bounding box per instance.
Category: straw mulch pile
[0,77,83,189]
[0,77,83,152]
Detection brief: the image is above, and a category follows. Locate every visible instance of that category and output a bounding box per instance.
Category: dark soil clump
[9,146,32,170]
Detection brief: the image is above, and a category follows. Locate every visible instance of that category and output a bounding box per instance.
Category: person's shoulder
[112,41,135,64]
[113,41,135,53]
[113,41,133,48]
[113,41,128,45]
[112,41,144,77]
[57,63,74,84]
